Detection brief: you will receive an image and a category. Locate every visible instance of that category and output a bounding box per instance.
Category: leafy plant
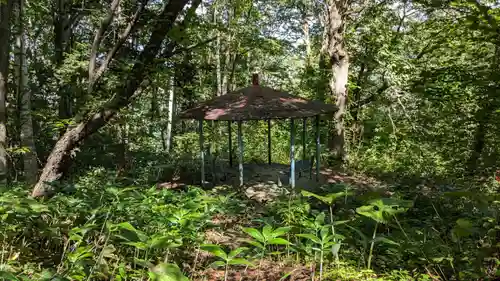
[356,198,413,270]
[201,244,253,281]
[297,225,344,281]
[301,189,351,240]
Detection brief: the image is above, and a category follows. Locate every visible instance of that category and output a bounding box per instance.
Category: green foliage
[243,225,292,250]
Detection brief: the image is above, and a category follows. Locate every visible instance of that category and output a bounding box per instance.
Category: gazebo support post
[315,115,320,182]
[290,118,295,189]
[267,119,272,165]
[228,121,232,167]
[237,120,244,186]
[302,118,306,161]
[199,120,205,187]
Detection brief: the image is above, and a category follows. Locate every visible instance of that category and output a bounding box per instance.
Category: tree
[31,0,198,197]
[14,0,38,183]
[0,0,13,183]
[320,0,350,161]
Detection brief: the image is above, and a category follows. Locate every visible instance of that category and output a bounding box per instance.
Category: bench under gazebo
[178,74,336,189]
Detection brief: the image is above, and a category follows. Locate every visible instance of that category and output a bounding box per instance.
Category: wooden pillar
[238,120,244,186]
[302,117,307,161]
[228,121,232,167]
[199,120,205,187]
[290,118,295,189]
[315,115,320,182]
[267,119,272,165]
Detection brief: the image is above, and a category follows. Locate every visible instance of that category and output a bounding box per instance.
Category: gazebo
[179,74,336,189]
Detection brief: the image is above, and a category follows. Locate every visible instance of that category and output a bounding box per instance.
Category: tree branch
[89,0,121,82]
[160,0,202,58]
[171,37,217,56]
[89,0,148,92]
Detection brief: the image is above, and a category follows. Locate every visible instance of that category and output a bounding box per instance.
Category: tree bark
[15,0,37,183]
[321,0,349,161]
[0,0,13,183]
[32,0,193,197]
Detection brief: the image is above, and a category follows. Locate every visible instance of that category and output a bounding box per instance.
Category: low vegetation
[1,167,499,280]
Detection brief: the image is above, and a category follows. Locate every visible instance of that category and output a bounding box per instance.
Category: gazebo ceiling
[178,83,336,121]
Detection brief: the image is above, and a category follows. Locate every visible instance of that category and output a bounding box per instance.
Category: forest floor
[169,166,399,280]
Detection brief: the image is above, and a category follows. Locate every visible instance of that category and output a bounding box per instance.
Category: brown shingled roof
[178,85,336,121]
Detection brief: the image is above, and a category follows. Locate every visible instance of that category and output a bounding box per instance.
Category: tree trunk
[165,75,174,151]
[321,0,349,161]
[0,0,13,183]
[214,6,222,96]
[54,0,73,120]
[32,0,192,197]
[302,13,312,67]
[15,0,37,183]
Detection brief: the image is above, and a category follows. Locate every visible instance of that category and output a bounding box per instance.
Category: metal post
[199,120,205,187]
[315,115,320,182]
[268,119,272,165]
[228,121,232,167]
[238,120,244,186]
[290,118,295,189]
[302,118,306,161]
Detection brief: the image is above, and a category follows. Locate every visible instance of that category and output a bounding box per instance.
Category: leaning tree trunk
[15,0,38,183]
[0,0,13,183]
[32,0,192,197]
[321,0,349,161]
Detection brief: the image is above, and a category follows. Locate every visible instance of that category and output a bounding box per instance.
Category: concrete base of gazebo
[199,161,323,201]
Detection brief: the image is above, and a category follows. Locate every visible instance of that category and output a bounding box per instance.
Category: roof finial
[252,73,259,86]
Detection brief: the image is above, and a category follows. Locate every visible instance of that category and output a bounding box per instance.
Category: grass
[0,168,499,280]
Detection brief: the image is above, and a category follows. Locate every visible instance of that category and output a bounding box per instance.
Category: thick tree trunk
[15,0,37,183]
[0,0,13,183]
[331,58,349,159]
[321,0,349,161]
[32,0,192,197]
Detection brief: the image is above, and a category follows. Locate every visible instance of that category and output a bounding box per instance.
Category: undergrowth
[0,170,499,280]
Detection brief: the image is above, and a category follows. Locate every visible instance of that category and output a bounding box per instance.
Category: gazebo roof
[179,78,336,121]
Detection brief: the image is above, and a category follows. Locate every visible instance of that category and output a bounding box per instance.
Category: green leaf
[301,190,332,204]
[228,247,248,259]
[244,239,265,249]
[267,238,291,245]
[315,212,326,225]
[0,271,19,281]
[271,226,292,238]
[201,244,227,260]
[262,225,273,240]
[243,227,265,242]
[228,258,254,266]
[456,218,473,229]
[372,237,400,246]
[331,242,341,258]
[320,225,330,240]
[209,261,226,268]
[150,263,189,281]
[296,233,321,244]
[116,222,138,232]
[332,220,349,226]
